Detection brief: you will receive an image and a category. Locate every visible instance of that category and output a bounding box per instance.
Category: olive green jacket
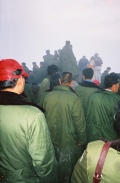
[0,91,58,183]
[86,90,120,143]
[75,81,100,117]
[43,85,86,183]
[71,140,120,183]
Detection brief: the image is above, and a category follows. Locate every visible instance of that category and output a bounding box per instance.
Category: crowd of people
[0,40,120,183]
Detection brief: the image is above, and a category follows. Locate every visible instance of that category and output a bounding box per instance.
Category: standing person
[21,62,29,74]
[100,67,111,88]
[32,62,39,76]
[71,101,120,183]
[86,72,120,143]
[75,68,100,117]
[78,56,89,72]
[43,50,54,68]
[78,56,89,82]
[93,53,103,82]
[0,59,58,183]
[43,72,86,183]
[34,62,47,84]
[37,64,59,107]
[59,41,78,78]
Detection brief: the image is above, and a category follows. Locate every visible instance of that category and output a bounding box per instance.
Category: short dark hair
[0,69,22,90]
[104,72,119,88]
[49,73,60,90]
[47,65,58,75]
[82,68,94,79]
[60,72,73,84]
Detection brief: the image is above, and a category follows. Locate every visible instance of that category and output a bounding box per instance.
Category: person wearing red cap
[0,59,58,182]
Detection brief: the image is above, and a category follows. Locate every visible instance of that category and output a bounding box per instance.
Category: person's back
[71,101,120,183]
[34,62,47,84]
[59,41,78,77]
[37,65,58,107]
[71,140,120,183]
[43,72,86,183]
[78,56,89,72]
[0,59,58,183]
[86,73,120,143]
[75,68,100,117]
[100,67,111,88]
[43,50,54,68]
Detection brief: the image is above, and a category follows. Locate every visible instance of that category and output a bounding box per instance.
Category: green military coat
[0,91,58,183]
[75,81,100,117]
[43,85,86,183]
[71,140,120,183]
[86,90,120,143]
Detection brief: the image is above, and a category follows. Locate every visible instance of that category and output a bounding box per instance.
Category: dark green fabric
[34,66,47,84]
[43,85,86,183]
[100,70,109,88]
[24,83,37,104]
[59,45,78,76]
[0,91,58,183]
[37,78,50,107]
[86,90,120,143]
[75,81,100,117]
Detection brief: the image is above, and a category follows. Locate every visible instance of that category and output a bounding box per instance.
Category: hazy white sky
[0,0,120,72]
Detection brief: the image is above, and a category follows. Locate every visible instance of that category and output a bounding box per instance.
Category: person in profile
[0,59,58,183]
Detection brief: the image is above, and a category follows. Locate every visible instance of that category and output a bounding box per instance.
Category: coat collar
[79,81,101,89]
[0,91,45,113]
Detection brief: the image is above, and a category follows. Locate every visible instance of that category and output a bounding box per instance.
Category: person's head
[47,65,58,75]
[40,62,44,67]
[106,67,111,72]
[82,68,94,80]
[21,62,26,66]
[49,73,60,90]
[104,72,119,93]
[46,50,50,55]
[32,62,36,66]
[59,72,73,86]
[0,59,28,94]
[94,52,99,56]
[65,40,70,45]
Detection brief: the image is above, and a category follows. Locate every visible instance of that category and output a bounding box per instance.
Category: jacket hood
[0,91,45,113]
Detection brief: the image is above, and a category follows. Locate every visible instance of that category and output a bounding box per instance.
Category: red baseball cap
[0,59,29,81]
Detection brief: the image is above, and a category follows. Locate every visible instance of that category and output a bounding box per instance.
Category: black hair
[104,72,119,88]
[0,69,22,90]
[60,72,73,84]
[82,68,94,79]
[47,65,58,75]
[49,73,60,90]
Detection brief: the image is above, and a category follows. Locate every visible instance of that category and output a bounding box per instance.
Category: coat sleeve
[72,97,86,144]
[28,112,58,183]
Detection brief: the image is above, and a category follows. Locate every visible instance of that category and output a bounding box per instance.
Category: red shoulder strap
[93,141,111,183]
